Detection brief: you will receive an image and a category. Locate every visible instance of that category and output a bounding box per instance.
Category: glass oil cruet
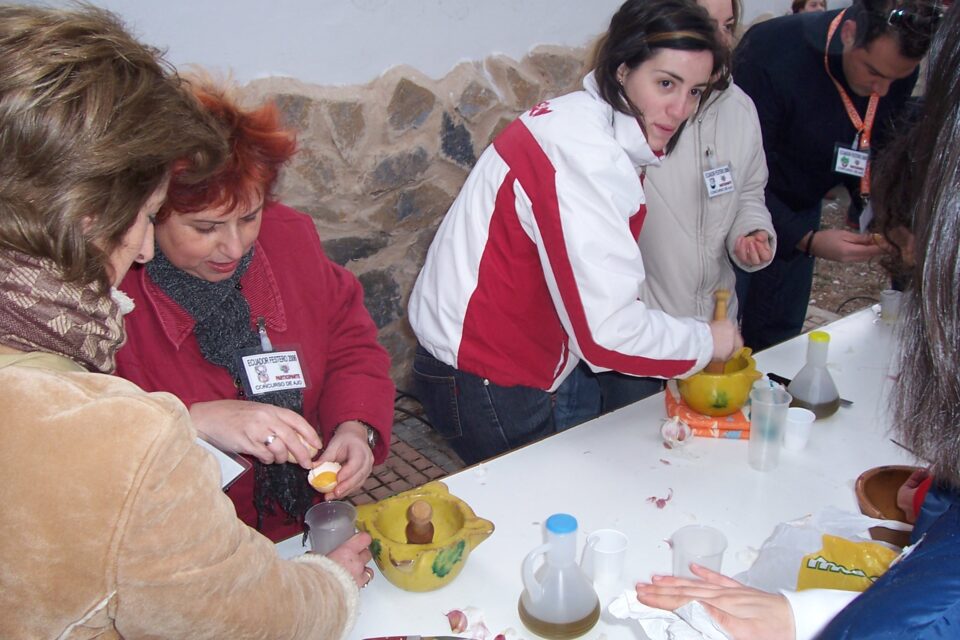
[518,513,600,640]
[787,330,840,419]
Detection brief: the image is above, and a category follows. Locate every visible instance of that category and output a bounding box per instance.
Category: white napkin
[608,590,732,640]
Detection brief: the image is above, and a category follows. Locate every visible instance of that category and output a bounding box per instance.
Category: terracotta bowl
[854,465,919,547]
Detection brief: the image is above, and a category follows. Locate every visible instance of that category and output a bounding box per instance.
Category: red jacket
[117,202,394,541]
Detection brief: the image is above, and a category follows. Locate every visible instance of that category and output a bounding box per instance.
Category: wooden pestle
[705,289,731,374]
[405,499,435,544]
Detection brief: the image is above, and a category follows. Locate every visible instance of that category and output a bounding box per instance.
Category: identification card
[703,165,735,198]
[833,145,869,178]
[238,349,307,396]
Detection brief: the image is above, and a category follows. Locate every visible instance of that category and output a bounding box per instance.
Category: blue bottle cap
[546,513,578,534]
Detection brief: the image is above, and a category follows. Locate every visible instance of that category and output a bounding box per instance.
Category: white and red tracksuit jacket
[409,74,713,392]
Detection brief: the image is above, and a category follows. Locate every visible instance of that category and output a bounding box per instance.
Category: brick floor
[347,306,843,507]
[346,393,464,506]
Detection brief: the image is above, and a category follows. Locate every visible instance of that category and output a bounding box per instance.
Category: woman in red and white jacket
[408,0,742,465]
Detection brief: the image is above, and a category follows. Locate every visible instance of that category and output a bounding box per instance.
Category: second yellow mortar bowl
[356,481,494,592]
[678,347,763,416]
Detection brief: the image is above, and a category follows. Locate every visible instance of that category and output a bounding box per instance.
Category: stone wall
[240,45,588,391]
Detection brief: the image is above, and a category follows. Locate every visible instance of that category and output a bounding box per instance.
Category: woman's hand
[189,399,322,468]
[896,467,931,524]
[636,564,795,640]
[325,531,375,589]
[734,231,773,266]
[708,319,744,361]
[317,420,375,500]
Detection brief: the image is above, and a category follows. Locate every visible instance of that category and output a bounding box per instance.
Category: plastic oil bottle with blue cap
[518,513,600,639]
[787,330,840,419]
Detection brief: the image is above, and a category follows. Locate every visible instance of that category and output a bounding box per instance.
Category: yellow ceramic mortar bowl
[678,347,763,416]
[356,481,494,592]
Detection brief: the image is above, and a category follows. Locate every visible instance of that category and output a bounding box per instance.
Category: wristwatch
[333,420,378,451]
[363,422,379,451]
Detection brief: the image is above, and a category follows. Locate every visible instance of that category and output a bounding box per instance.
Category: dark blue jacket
[818,490,960,638]
[733,10,917,257]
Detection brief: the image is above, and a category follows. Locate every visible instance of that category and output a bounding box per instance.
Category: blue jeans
[741,201,820,352]
[553,363,601,431]
[740,251,816,351]
[554,362,664,430]
[411,345,555,465]
[734,265,751,323]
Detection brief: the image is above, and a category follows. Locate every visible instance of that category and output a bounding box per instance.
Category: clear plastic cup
[783,407,816,450]
[749,387,791,471]
[304,501,356,555]
[581,529,628,589]
[671,525,727,578]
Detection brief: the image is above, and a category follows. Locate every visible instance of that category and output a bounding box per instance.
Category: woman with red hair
[117,79,394,542]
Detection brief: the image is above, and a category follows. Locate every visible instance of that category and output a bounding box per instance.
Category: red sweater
[117,202,394,541]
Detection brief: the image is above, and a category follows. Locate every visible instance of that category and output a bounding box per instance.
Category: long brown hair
[873,3,960,487]
[591,0,727,154]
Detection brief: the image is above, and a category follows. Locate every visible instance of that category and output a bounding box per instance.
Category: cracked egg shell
[308,461,341,493]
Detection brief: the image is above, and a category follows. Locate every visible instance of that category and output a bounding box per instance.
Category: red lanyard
[824,9,879,197]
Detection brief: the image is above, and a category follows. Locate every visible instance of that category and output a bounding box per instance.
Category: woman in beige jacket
[639,0,776,324]
[0,6,371,638]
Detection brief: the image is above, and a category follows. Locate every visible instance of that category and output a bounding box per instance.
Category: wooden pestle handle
[705,289,731,374]
[712,290,730,322]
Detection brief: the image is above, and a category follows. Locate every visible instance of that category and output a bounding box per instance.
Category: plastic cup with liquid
[304,501,356,555]
[671,525,727,578]
[880,289,902,324]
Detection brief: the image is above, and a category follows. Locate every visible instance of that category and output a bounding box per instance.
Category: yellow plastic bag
[734,507,912,593]
[797,534,899,592]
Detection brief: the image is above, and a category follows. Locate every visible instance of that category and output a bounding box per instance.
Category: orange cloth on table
[664,380,750,439]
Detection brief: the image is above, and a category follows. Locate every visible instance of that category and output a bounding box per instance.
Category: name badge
[239,349,307,396]
[703,165,735,198]
[833,145,869,178]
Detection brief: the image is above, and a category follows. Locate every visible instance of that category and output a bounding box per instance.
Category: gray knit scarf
[145,247,314,529]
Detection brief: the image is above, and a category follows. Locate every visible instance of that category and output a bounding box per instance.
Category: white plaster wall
[26,0,820,86]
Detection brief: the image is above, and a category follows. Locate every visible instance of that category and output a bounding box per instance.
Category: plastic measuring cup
[581,529,628,589]
[749,387,792,471]
[304,501,356,555]
[671,525,727,578]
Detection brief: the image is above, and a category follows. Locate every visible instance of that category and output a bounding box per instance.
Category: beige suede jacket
[0,352,358,640]
[638,83,776,321]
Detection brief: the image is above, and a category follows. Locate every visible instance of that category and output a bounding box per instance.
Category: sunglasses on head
[886,2,944,33]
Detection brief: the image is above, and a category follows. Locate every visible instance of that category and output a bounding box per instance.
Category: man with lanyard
[733,0,941,350]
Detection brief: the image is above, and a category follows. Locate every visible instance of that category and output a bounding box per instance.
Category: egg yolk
[313,471,337,487]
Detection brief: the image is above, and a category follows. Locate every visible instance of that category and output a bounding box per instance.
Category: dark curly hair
[846,0,942,59]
